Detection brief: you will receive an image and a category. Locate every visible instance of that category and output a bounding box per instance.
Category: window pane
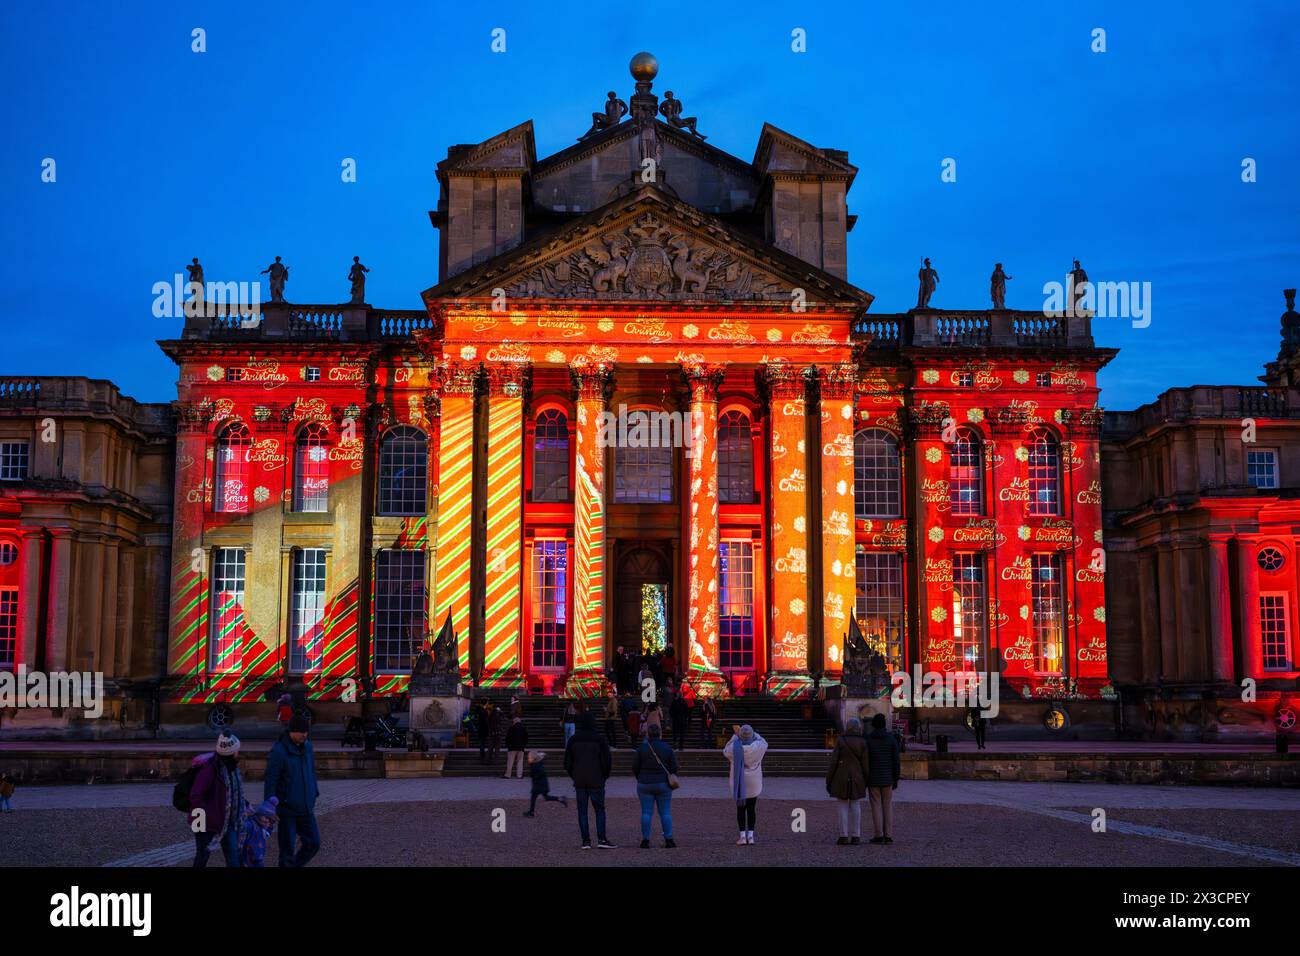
[0,588,17,669]
[294,423,330,513]
[378,426,427,516]
[951,553,986,670]
[290,549,327,671]
[1027,429,1061,516]
[210,548,246,671]
[855,551,903,668]
[374,549,426,671]
[718,410,754,504]
[719,541,754,670]
[1248,450,1278,489]
[614,442,673,504]
[1261,594,1291,670]
[949,430,983,516]
[214,424,251,513]
[531,541,568,669]
[532,410,570,502]
[855,429,901,519]
[0,442,29,481]
[1031,553,1064,672]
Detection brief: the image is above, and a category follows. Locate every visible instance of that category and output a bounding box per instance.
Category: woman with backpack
[183,731,246,867]
[825,717,871,845]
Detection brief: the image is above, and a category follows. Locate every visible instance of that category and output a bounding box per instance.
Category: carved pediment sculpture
[502,212,785,302]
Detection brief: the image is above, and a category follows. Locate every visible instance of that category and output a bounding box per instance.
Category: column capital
[763,362,812,399]
[682,362,726,402]
[570,361,614,402]
[436,359,480,396]
[484,361,531,398]
[818,362,858,399]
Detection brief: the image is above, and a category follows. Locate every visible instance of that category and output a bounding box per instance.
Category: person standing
[865,713,901,844]
[632,725,678,848]
[723,724,767,845]
[700,696,718,747]
[275,694,294,736]
[562,699,578,746]
[264,715,321,867]
[825,717,871,845]
[563,713,616,849]
[643,700,664,740]
[478,701,496,763]
[504,717,529,778]
[669,690,690,751]
[0,771,15,812]
[188,731,245,867]
[968,706,988,750]
[487,703,503,762]
[603,689,621,748]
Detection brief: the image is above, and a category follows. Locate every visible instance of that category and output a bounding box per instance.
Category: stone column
[45,527,74,673]
[433,361,479,676]
[684,362,727,696]
[98,538,120,677]
[1236,538,1264,679]
[166,418,213,682]
[18,529,45,670]
[819,363,857,677]
[1136,549,1161,683]
[1206,535,1235,684]
[764,363,813,694]
[565,362,613,697]
[481,363,529,685]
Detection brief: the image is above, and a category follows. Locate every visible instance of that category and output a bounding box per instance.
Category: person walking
[523,751,566,816]
[564,713,616,849]
[275,694,294,736]
[968,706,987,750]
[669,690,690,750]
[865,713,901,844]
[632,724,678,848]
[700,696,718,747]
[504,716,529,778]
[825,717,871,845]
[0,771,15,812]
[478,701,496,763]
[188,731,245,867]
[603,689,621,748]
[723,723,767,845]
[487,703,503,762]
[264,715,322,867]
[562,699,578,746]
[643,700,664,740]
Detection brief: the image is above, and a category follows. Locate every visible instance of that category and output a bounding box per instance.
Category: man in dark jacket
[563,712,615,849]
[669,691,690,750]
[264,715,321,866]
[864,713,901,844]
[504,717,529,778]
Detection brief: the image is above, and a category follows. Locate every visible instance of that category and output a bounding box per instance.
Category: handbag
[646,740,680,790]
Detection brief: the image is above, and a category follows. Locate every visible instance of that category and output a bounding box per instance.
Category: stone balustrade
[851,309,1094,350]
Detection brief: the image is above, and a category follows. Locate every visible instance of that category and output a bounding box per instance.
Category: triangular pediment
[753,123,858,182]
[438,120,537,175]
[422,185,872,307]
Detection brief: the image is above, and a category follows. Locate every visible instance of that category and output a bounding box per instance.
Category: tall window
[214,423,252,513]
[1248,449,1279,489]
[531,541,568,668]
[209,548,246,671]
[855,551,903,668]
[614,440,674,503]
[0,441,29,481]
[718,410,754,504]
[374,549,426,671]
[949,428,983,516]
[532,410,570,502]
[378,426,427,516]
[951,553,987,670]
[1031,554,1065,673]
[289,549,327,672]
[1026,429,1061,516]
[294,423,330,513]
[1260,593,1291,670]
[855,428,902,519]
[719,541,755,670]
[0,588,16,669]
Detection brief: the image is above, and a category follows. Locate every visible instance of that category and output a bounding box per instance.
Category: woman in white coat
[723,723,768,845]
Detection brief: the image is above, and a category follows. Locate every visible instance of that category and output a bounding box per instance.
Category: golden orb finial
[630,52,659,83]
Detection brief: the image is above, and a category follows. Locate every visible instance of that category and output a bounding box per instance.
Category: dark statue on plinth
[659,91,706,140]
[581,91,628,140]
[410,612,461,696]
[348,256,369,304]
[840,614,875,694]
[990,263,1012,310]
[1280,289,1300,358]
[916,257,939,309]
[1069,258,1089,313]
[185,258,204,301]
[261,256,289,303]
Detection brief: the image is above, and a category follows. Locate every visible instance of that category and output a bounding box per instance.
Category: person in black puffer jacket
[864,713,901,844]
[563,713,614,849]
[504,717,529,779]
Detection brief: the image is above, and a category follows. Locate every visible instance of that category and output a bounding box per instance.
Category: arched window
[532,409,570,502]
[1026,428,1061,516]
[614,408,674,504]
[378,426,427,516]
[214,422,252,513]
[718,409,754,504]
[949,428,983,516]
[854,428,901,519]
[294,422,330,513]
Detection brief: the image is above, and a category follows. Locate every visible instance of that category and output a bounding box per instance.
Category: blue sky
[1,0,1297,407]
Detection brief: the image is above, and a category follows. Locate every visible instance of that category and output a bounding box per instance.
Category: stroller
[368,712,429,752]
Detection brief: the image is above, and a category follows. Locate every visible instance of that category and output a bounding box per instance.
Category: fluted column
[18,529,44,670]
[481,363,529,685]
[433,361,479,676]
[819,363,857,677]
[166,418,212,682]
[684,362,727,695]
[46,527,74,673]
[764,363,813,695]
[565,362,613,696]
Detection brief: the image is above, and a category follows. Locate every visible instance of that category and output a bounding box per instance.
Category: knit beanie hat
[288,715,311,733]
[253,796,279,819]
[216,732,241,756]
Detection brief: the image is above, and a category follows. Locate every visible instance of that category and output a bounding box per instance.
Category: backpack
[172,761,204,812]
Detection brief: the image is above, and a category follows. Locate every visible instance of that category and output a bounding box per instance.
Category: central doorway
[614,544,672,657]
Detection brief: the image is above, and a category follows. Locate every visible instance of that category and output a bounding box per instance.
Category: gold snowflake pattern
[930,606,948,623]
[967,407,984,423]
[922,369,940,385]
[1093,607,1106,623]
[925,447,943,464]
[206,365,224,382]
[1013,369,1030,385]
[766,328,782,342]
[928,526,944,543]
[683,324,699,339]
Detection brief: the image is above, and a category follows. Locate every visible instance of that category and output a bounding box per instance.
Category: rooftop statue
[348,256,369,304]
[261,256,289,304]
[990,262,1012,310]
[185,258,204,302]
[916,257,939,309]
[659,91,706,140]
[580,91,628,140]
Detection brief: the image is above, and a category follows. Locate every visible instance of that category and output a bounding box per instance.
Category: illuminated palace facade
[150,58,1114,722]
